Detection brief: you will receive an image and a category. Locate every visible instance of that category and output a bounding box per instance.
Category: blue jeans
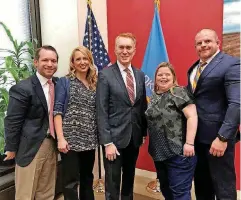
[155,155,197,200]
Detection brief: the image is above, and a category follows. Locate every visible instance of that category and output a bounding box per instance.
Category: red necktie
[124,68,135,105]
[47,79,55,138]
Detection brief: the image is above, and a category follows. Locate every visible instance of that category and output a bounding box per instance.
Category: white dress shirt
[36,72,51,112]
[190,50,220,85]
[117,60,136,98]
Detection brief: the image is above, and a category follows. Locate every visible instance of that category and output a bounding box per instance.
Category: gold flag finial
[154,0,160,12]
[87,0,92,9]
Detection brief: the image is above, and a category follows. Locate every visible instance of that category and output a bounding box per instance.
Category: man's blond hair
[115,32,136,46]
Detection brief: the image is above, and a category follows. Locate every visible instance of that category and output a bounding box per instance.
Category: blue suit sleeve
[218,59,240,139]
[54,77,67,117]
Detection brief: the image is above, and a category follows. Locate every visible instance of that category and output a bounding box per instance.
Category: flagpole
[86,0,105,194]
[87,0,92,51]
[146,0,161,195]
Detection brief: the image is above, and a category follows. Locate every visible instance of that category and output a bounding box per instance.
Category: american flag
[83,4,111,71]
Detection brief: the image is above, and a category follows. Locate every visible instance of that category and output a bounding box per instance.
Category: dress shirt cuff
[53,111,63,117]
[104,142,113,147]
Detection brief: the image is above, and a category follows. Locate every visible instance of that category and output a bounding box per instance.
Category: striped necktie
[124,68,135,105]
[192,62,207,92]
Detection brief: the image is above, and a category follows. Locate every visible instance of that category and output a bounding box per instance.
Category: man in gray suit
[4,45,58,200]
[96,32,147,200]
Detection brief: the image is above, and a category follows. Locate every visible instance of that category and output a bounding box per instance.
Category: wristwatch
[217,134,228,142]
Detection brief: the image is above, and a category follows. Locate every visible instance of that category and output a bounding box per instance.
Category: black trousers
[60,149,95,200]
[103,140,139,200]
[194,142,237,200]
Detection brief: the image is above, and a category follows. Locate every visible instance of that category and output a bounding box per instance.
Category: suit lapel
[32,74,48,113]
[187,60,199,94]
[112,63,131,104]
[195,52,223,93]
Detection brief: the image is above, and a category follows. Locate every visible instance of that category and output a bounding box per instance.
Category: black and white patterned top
[145,86,193,161]
[62,77,98,152]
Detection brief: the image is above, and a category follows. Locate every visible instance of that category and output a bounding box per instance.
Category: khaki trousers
[15,138,57,200]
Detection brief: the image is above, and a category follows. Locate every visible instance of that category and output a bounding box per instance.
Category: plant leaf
[0,88,9,105]
[16,41,27,56]
[0,22,18,52]
[0,48,16,56]
[5,56,19,83]
[0,69,6,76]
[0,100,7,113]
[1,75,8,84]
[0,22,14,45]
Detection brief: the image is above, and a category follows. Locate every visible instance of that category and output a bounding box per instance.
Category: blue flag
[83,5,111,71]
[141,6,169,97]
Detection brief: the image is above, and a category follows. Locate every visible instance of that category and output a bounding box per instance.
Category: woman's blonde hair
[154,62,178,93]
[67,46,97,90]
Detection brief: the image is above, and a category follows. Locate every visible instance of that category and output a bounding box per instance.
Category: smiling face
[155,66,176,93]
[115,36,136,68]
[195,29,220,62]
[34,49,58,79]
[72,50,90,75]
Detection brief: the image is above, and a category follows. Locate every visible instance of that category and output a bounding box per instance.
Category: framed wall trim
[29,0,42,47]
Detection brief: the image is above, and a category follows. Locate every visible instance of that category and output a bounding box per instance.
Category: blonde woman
[145,62,198,200]
[54,46,98,200]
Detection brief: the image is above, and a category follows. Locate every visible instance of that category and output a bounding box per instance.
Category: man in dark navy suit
[187,29,240,200]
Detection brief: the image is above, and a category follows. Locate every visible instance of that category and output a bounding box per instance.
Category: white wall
[77,0,108,50]
[39,0,108,77]
[39,0,79,76]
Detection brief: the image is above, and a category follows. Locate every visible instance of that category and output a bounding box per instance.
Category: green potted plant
[0,21,37,168]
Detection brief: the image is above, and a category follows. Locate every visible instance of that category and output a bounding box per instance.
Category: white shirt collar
[36,72,50,86]
[200,49,220,65]
[117,60,132,73]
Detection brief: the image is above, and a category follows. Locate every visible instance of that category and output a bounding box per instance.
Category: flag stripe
[83,4,111,71]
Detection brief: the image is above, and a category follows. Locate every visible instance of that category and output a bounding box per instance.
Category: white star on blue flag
[83,5,111,71]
